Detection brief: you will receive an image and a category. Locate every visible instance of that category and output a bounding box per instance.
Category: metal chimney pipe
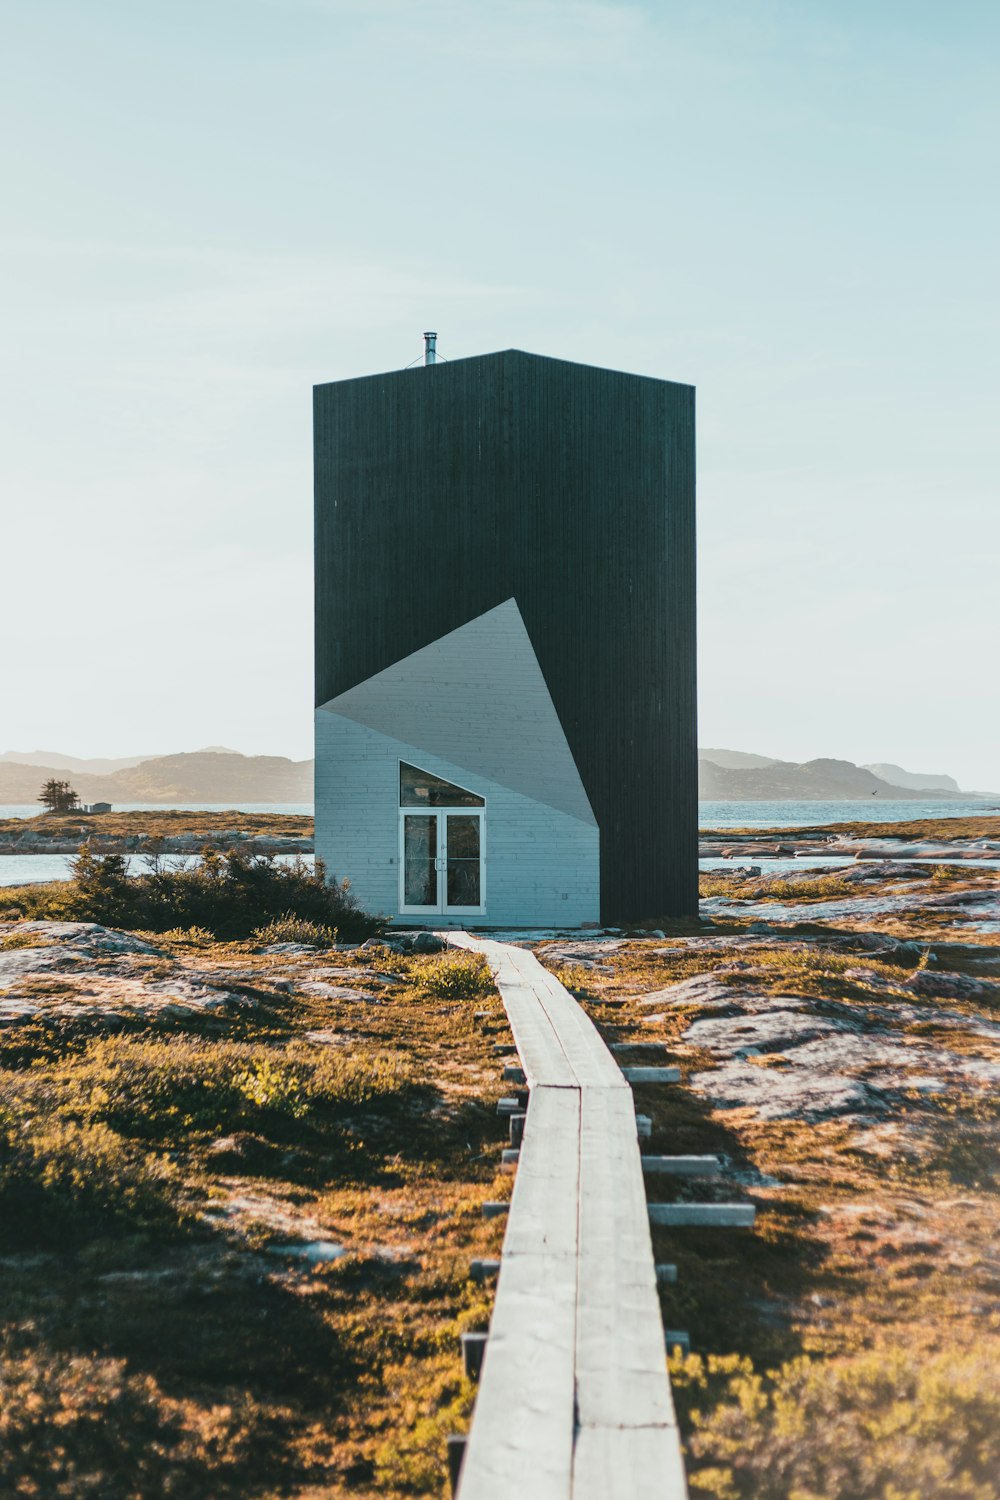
[424,331,438,366]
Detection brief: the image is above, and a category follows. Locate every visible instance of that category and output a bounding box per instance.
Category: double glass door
[400,810,484,916]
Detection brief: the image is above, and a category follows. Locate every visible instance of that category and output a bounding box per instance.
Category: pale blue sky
[2,0,997,786]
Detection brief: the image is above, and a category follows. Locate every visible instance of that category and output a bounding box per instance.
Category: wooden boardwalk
[447,935,689,1500]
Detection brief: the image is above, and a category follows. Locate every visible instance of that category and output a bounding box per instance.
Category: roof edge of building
[313,346,694,394]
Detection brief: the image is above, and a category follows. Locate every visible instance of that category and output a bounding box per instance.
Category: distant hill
[698,748,782,771]
[0,751,312,806]
[0,750,157,775]
[698,756,963,802]
[1,745,978,808]
[862,763,960,793]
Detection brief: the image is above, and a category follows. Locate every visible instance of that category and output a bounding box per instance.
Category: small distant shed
[87,802,112,814]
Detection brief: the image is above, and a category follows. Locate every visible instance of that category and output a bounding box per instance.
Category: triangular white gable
[317,599,596,825]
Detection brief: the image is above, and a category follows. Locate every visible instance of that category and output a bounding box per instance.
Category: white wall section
[318,599,596,827]
[315,710,599,928]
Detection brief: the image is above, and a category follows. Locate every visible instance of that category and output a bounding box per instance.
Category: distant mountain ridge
[0,746,980,807]
[698,753,968,802]
[697,748,781,771]
[861,762,960,793]
[0,750,156,775]
[0,751,312,805]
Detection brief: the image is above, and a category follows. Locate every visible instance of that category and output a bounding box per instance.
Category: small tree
[68,846,133,925]
[37,779,80,815]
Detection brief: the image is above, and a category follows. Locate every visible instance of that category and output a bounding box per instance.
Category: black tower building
[314,347,696,926]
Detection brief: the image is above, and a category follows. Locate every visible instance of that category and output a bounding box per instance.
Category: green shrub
[0,1334,253,1498]
[373,1362,473,1492]
[156,925,215,946]
[46,845,384,941]
[233,1057,308,1119]
[251,912,339,947]
[417,952,496,1000]
[0,1112,189,1249]
[0,880,77,922]
[674,1347,1000,1500]
[4,1035,415,1145]
[354,944,411,976]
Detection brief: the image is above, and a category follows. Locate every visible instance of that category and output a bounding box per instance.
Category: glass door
[401,812,439,912]
[444,812,484,914]
[398,808,485,915]
[398,763,485,917]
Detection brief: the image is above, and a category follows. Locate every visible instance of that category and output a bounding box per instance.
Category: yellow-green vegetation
[251,913,341,947]
[0,1113,191,1248]
[0,878,72,920]
[0,809,313,842]
[417,951,496,1000]
[698,873,858,900]
[0,846,380,940]
[728,817,1000,841]
[3,846,995,1495]
[0,925,512,1497]
[671,1347,999,1499]
[537,865,1000,1500]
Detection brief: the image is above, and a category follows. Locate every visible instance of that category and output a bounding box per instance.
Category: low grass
[4,1035,415,1143]
[0,1331,266,1500]
[717,817,1000,842]
[0,879,72,920]
[698,873,858,901]
[0,929,512,1496]
[416,951,496,1000]
[534,889,1000,1499]
[672,1345,1000,1500]
[0,1112,192,1250]
[4,862,994,1495]
[0,810,313,842]
[252,913,341,947]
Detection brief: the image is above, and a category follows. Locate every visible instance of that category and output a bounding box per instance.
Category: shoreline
[2,811,999,861]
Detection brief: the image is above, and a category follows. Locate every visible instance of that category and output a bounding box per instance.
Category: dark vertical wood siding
[314,349,697,920]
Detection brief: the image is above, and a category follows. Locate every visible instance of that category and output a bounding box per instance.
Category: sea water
[1,799,996,887]
[698,798,998,829]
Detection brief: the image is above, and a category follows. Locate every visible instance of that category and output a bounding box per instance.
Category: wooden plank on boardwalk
[460,1064,580,1498]
[460,936,614,1090]
[458,1250,577,1500]
[641,1155,721,1177]
[622,1066,682,1084]
[648,1203,756,1227]
[528,966,626,1088]
[574,1087,677,1433]
[572,1424,688,1500]
[452,936,578,1089]
[502,1085,580,1261]
[446,933,688,1500]
[515,951,626,1089]
[499,981,577,1089]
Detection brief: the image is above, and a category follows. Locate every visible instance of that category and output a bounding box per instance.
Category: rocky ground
[1,854,997,1498]
[0,809,314,854]
[536,858,1000,1497]
[699,813,1000,862]
[0,923,513,1498]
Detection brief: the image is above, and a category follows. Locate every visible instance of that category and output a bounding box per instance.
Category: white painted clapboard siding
[314,709,600,927]
[320,600,596,825]
[448,934,688,1500]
